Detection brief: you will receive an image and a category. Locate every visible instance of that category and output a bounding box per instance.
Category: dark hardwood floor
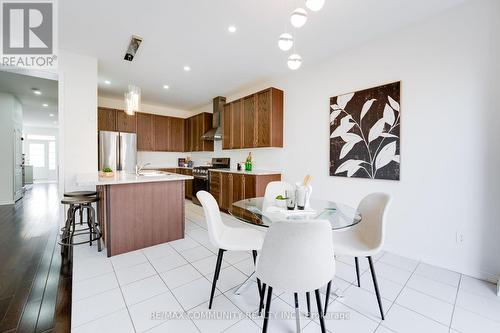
[0,183,71,333]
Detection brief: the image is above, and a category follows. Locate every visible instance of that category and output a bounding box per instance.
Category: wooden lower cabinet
[209,171,221,206]
[178,168,193,199]
[209,171,281,212]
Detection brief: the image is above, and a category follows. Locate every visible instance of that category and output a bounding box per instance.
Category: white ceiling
[0,71,58,128]
[60,0,466,110]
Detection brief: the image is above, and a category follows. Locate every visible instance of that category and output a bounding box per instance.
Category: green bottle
[245,152,253,171]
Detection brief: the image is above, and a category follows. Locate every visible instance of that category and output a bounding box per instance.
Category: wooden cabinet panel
[220,172,232,211]
[116,110,136,133]
[243,175,256,199]
[201,113,214,151]
[179,168,193,199]
[189,116,198,151]
[184,119,190,152]
[243,95,257,148]
[153,115,170,151]
[256,89,272,147]
[231,100,243,149]
[209,171,221,206]
[98,107,116,131]
[169,117,184,152]
[136,112,154,151]
[222,104,231,150]
[232,173,245,203]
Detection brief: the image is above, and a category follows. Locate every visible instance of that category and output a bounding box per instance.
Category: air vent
[124,35,143,62]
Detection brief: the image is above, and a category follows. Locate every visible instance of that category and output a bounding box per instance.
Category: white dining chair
[264,181,294,202]
[256,220,335,333]
[326,192,392,319]
[196,190,266,309]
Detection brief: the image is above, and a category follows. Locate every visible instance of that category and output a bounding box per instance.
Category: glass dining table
[228,197,362,300]
[229,197,362,230]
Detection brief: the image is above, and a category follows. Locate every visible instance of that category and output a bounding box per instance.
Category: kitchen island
[76,171,193,256]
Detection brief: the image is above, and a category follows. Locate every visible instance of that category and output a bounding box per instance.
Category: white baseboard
[0,200,14,205]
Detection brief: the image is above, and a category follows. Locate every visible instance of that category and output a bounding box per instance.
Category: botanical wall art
[329,81,400,180]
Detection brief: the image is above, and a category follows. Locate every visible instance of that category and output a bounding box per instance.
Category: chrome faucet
[136,163,151,175]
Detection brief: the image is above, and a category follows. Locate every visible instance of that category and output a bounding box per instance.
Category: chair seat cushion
[332,230,380,257]
[220,227,265,251]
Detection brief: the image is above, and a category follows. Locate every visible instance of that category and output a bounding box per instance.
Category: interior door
[13,129,23,201]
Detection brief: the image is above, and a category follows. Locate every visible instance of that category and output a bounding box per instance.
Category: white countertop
[143,166,193,170]
[76,171,193,186]
[208,168,281,176]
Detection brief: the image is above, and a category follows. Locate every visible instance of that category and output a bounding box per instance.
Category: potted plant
[99,167,115,178]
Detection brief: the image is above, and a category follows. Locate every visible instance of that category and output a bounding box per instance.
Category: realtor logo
[1,1,57,68]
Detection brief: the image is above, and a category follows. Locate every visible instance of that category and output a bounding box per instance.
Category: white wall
[0,92,23,204]
[58,50,98,192]
[190,0,500,281]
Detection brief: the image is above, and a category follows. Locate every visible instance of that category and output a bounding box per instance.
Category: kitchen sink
[137,170,166,177]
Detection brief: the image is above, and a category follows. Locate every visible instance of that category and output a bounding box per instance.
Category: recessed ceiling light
[104,80,111,85]
[163,85,170,90]
[183,65,191,72]
[228,25,237,33]
[32,88,42,95]
[42,103,48,107]
[49,113,54,117]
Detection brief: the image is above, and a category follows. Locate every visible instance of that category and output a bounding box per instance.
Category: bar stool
[59,196,102,258]
[64,191,98,225]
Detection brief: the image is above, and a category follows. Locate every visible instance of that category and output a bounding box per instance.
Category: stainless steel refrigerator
[98,131,137,173]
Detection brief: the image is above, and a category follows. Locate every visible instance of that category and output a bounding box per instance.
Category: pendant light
[287,53,302,70]
[124,84,141,115]
[278,33,294,51]
[305,0,325,12]
[290,8,308,28]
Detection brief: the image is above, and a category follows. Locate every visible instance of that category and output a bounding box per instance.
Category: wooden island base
[97,180,185,257]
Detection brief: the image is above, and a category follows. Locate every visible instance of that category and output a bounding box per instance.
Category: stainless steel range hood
[202,96,226,141]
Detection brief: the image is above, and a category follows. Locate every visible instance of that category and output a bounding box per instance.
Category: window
[29,143,45,167]
[26,134,55,141]
[48,141,56,170]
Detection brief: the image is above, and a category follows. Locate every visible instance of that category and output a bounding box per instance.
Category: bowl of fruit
[275,195,288,208]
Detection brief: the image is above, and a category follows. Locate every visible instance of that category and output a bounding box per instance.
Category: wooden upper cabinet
[184,119,190,152]
[222,104,232,150]
[169,117,184,152]
[221,87,283,150]
[136,112,154,151]
[256,89,272,147]
[189,116,198,151]
[153,115,170,151]
[116,110,136,133]
[231,100,243,149]
[98,107,117,131]
[243,95,257,148]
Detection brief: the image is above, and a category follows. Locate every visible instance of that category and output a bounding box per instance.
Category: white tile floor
[71,201,500,333]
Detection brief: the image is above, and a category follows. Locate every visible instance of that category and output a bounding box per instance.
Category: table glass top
[230,197,362,230]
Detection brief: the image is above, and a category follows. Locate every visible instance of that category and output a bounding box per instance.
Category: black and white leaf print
[329,82,400,180]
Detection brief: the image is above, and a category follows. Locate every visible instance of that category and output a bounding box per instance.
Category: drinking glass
[285,190,295,210]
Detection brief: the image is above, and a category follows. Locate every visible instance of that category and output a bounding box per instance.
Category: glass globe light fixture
[305,0,325,12]
[290,8,308,28]
[278,33,294,51]
[287,54,302,70]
